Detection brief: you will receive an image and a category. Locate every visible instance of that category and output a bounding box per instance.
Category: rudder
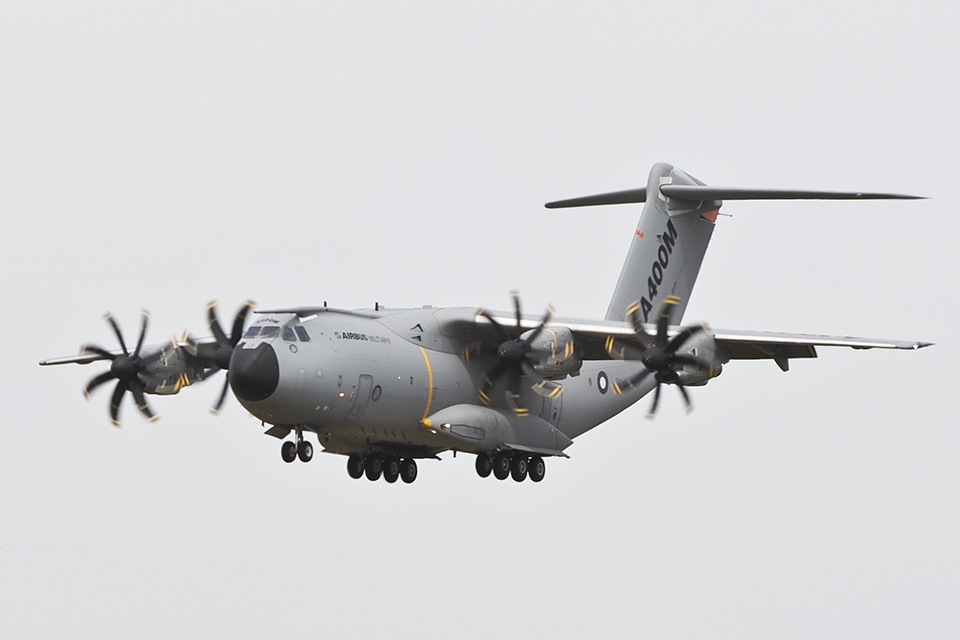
[604,162,719,323]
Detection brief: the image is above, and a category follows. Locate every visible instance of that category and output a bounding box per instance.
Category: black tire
[528,455,546,482]
[400,458,418,484]
[493,452,511,480]
[346,454,364,479]
[383,457,400,483]
[475,454,492,478]
[511,455,528,482]
[297,440,313,463]
[365,456,383,481]
[281,441,297,463]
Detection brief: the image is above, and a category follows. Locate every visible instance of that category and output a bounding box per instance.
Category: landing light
[338,392,345,398]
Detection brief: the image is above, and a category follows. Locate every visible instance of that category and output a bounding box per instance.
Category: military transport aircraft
[40,162,930,484]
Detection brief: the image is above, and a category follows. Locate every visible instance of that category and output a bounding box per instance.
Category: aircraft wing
[39,336,220,366]
[471,310,931,365]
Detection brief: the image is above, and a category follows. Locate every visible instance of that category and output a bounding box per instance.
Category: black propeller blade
[82,311,160,427]
[476,291,562,416]
[613,296,710,419]
[204,300,255,414]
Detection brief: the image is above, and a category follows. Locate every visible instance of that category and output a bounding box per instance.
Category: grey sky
[2,1,958,638]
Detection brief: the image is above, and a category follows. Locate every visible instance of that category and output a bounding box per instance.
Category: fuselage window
[260,326,280,339]
[295,326,311,342]
[282,327,297,342]
[243,326,262,339]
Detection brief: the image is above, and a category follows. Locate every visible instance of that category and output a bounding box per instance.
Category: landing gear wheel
[364,456,383,481]
[347,455,364,479]
[383,457,400,483]
[475,454,492,478]
[528,455,545,482]
[400,458,418,484]
[511,455,528,482]
[297,440,313,463]
[493,452,511,480]
[281,441,297,463]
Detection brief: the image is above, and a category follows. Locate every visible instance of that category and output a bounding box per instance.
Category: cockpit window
[294,326,311,342]
[260,326,280,339]
[243,326,262,339]
[282,327,297,342]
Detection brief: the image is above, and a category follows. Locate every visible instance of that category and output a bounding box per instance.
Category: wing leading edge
[472,311,931,365]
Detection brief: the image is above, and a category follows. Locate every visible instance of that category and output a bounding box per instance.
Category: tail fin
[585,163,719,323]
[546,162,922,324]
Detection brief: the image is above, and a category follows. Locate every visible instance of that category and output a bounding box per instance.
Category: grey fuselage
[231,306,652,458]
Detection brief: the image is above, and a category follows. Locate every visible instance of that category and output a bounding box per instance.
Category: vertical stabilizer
[604,163,719,323]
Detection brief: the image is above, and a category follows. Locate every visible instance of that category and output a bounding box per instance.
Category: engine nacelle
[141,342,214,396]
[673,332,724,386]
[521,326,583,379]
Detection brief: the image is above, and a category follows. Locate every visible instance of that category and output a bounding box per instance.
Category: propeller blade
[81,344,118,361]
[478,360,511,404]
[627,302,653,349]
[207,301,229,346]
[666,324,705,353]
[646,383,662,419]
[478,309,510,342]
[84,371,115,398]
[104,313,129,356]
[211,374,230,414]
[511,290,521,331]
[130,382,158,422]
[519,359,561,398]
[505,390,529,417]
[109,379,126,426]
[676,383,693,414]
[230,301,255,345]
[133,310,149,358]
[521,304,554,347]
[655,300,677,348]
[615,367,652,394]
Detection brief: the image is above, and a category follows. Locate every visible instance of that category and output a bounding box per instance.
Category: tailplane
[546,162,922,324]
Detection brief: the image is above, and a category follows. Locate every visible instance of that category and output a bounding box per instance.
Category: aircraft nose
[230,342,279,401]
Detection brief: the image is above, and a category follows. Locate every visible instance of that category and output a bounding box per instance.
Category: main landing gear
[347,454,418,484]
[281,428,313,463]
[476,452,546,483]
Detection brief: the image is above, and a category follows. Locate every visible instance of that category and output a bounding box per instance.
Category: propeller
[476,291,562,416]
[203,300,255,414]
[82,310,160,426]
[612,296,710,419]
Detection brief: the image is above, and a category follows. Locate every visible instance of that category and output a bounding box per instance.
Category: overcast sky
[2,1,958,638]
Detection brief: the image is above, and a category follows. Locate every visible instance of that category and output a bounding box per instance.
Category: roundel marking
[597,371,609,395]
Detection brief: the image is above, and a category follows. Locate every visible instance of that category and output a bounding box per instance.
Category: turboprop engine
[522,326,583,379]
[671,331,724,386]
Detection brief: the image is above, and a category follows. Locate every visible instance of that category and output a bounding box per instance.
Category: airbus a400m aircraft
[41,162,930,485]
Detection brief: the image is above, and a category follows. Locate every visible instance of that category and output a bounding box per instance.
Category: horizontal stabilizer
[659,185,924,202]
[545,188,647,208]
[546,184,923,208]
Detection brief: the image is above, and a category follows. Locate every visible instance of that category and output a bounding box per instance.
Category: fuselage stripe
[420,347,434,420]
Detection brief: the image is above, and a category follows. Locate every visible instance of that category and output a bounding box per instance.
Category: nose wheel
[280,428,313,463]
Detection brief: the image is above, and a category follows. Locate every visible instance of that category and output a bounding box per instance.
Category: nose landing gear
[280,427,313,463]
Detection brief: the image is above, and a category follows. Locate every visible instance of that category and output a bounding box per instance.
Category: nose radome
[230,343,279,401]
